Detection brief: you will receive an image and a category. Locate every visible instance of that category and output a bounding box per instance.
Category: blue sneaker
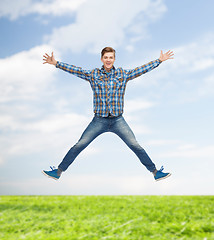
[42,166,60,180]
[154,166,171,181]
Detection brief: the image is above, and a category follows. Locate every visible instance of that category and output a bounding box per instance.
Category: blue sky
[0,0,214,195]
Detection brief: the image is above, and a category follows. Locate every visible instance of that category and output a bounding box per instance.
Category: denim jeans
[58,115,156,172]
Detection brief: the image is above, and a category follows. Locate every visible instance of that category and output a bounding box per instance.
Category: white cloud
[0,0,31,20]
[129,123,151,135]
[198,73,214,97]
[32,0,88,16]
[146,139,180,146]
[25,113,87,133]
[0,44,58,102]
[170,34,214,74]
[0,0,87,20]
[0,155,4,166]
[159,144,214,159]
[169,34,214,99]
[125,98,156,113]
[0,111,87,134]
[48,0,167,53]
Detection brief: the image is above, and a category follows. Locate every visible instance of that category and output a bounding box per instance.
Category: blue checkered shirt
[56,59,161,117]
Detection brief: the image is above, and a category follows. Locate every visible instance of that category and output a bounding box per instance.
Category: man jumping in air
[42,47,174,181]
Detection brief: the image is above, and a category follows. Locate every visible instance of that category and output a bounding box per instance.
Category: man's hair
[101,47,116,58]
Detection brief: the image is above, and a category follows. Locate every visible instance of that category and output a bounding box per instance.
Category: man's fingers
[166,51,174,58]
[43,52,55,65]
[167,50,173,54]
[166,50,173,54]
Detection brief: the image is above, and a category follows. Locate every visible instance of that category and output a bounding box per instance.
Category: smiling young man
[42,47,174,181]
[101,48,115,71]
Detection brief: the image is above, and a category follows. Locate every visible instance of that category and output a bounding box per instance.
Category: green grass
[0,196,213,240]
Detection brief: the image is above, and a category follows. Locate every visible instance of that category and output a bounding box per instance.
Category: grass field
[0,196,213,240]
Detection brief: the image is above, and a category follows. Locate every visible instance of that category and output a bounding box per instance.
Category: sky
[0,0,214,195]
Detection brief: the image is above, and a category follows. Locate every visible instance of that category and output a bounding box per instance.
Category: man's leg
[111,116,156,173]
[111,116,171,180]
[58,116,107,172]
[43,116,107,179]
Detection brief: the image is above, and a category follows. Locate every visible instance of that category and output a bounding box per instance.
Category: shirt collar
[101,65,115,74]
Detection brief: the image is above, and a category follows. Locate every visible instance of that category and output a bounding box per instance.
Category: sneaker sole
[42,170,59,180]
[155,173,171,181]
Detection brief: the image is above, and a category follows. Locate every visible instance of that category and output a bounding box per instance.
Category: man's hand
[159,50,174,62]
[43,52,57,66]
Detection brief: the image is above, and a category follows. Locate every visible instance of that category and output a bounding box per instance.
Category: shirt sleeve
[124,59,162,81]
[56,61,91,81]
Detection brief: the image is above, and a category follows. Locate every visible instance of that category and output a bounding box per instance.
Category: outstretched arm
[43,52,57,66]
[125,50,174,81]
[159,50,174,62]
[43,51,91,81]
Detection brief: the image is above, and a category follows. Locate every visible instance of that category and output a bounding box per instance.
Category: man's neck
[104,67,111,72]
[103,66,114,72]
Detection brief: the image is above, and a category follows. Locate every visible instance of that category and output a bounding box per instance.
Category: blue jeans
[58,115,156,172]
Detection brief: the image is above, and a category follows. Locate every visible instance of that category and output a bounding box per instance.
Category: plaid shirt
[56,59,161,117]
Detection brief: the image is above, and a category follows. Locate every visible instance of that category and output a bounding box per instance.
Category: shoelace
[50,166,56,171]
[159,166,164,172]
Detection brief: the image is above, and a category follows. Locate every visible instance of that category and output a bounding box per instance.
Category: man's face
[101,52,115,71]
